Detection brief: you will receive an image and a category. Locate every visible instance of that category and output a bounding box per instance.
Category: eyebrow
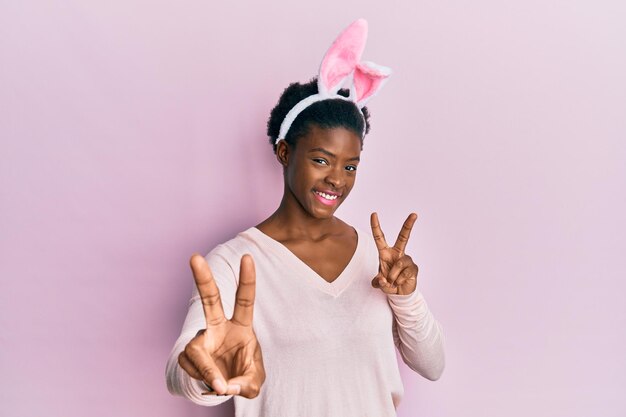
[308,147,360,162]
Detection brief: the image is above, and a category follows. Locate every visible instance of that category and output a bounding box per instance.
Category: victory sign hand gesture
[370,212,420,296]
[178,254,265,398]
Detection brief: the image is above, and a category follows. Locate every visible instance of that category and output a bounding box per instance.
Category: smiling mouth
[314,190,338,200]
[313,190,340,205]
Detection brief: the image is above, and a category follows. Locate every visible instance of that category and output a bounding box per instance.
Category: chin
[317,211,336,219]
[310,204,341,219]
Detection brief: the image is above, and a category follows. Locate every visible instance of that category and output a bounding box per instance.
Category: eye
[345,165,357,172]
[312,158,329,165]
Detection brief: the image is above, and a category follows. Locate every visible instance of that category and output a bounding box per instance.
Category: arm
[388,290,446,381]
[368,213,446,381]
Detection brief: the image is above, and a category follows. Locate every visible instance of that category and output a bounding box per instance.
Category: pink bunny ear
[318,19,368,97]
[353,61,392,108]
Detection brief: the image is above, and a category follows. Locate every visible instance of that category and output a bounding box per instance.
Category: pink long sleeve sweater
[165,226,445,416]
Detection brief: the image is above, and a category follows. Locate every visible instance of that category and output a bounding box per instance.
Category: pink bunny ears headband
[275,18,392,145]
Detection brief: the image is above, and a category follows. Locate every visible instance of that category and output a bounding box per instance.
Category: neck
[258,184,341,241]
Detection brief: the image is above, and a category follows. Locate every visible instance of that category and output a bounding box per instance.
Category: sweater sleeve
[387,289,446,381]
[165,245,239,406]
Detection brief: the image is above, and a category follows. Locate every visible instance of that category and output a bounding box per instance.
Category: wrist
[387,288,420,304]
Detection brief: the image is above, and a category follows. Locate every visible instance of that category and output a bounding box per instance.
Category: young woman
[166,19,445,417]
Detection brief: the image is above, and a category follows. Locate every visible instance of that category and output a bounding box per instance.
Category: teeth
[316,191,338,200]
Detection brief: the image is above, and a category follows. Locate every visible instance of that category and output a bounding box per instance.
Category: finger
[184,342,229,395]
[393,213,418,254]
[178,351,204,380]
[371,276,381,288]
[393,268,417,288]
[227,341,264,398]
[190,254,226,326]
[371,272,401,294]
[232,254,256,326]
[372,275,380,288]
[377,280,398,294]
[200,337,264,397]
[394,273,416,292]
[387,255,413,286]
[227,375,262,399]
[370,212,389,251]
[374,275,394,292]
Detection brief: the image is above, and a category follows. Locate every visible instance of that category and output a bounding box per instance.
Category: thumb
[371,273,386,288]
[227,375,262,399]
[184,344,229,395]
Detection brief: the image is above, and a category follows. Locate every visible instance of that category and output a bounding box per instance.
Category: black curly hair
[267,78,371,154]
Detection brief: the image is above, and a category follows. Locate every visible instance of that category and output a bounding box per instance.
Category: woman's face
[280,124,362,219]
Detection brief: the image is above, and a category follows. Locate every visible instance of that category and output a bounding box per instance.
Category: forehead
[297,125,362,157]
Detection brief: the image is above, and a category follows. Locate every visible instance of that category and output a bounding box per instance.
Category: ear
[318,19,368,97]
[276,140,290,167]
[353,61,392,108]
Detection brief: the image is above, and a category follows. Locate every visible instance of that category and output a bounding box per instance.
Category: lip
[312,189,341,206]
[314,188,342,197]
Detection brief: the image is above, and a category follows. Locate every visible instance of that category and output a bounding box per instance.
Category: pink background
[1,1,625,416]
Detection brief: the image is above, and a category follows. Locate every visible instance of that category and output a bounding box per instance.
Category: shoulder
[203,227,258,273]
[354,225,377,256]
[207,226,260,254]
[204,226,278,272]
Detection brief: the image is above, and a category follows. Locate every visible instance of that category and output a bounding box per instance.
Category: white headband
[275,18,392,145]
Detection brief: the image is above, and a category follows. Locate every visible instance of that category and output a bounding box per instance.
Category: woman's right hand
[178,254,265,398]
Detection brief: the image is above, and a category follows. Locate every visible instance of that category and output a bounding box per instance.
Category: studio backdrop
[1,1,625,416]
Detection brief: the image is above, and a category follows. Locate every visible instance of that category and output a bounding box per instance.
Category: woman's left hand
[370,212,419,295]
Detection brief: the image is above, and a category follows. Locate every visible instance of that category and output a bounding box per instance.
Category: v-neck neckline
[245,226,364,297]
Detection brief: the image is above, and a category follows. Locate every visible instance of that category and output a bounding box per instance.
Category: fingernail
[228,384,241,395]
[212,378,226,393]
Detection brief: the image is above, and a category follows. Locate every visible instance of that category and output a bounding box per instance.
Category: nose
[324,167,345,189]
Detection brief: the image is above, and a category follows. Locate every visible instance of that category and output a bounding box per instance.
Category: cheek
[287,164,314,190]
[344,173,357,193]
